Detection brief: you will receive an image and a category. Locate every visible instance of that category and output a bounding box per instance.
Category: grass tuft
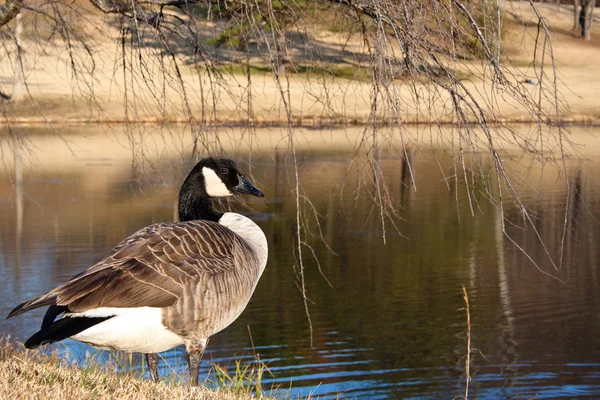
[210,355,275,397]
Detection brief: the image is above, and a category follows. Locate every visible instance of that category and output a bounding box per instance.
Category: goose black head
[178,157,264,222]
[198,158,264,198]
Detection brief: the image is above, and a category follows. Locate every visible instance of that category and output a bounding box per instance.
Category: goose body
[68,215,267,354]
[7,158,268,385]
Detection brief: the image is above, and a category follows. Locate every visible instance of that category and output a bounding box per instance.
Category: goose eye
[220,168,228,174]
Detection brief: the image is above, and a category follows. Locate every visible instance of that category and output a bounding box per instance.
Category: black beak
[234,175,264,198]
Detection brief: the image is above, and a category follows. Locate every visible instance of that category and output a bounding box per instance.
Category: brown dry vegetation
[0,339,255,400]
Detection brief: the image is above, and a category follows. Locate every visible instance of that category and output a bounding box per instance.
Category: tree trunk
[574,0,581,31]
[10,12,24,102]
[581,0,596,40]
[276,31,289,76]
[496,0,506,63]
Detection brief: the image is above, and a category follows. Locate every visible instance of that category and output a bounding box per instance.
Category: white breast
[219,212,268,273]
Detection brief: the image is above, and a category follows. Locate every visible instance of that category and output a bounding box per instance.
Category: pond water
[1,125,600,399]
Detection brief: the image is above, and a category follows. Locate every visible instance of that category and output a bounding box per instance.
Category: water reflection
[1,126,600,398]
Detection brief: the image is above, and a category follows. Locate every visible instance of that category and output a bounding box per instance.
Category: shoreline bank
[0,339,253,400]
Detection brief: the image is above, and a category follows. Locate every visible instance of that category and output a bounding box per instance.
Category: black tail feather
[41,305,69,330]
[24,316,113,349]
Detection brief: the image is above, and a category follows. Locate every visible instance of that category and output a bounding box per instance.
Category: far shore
[3,116,600,126]
[1,3,600,126]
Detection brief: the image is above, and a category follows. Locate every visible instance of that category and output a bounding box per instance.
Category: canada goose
[6,157,268,386]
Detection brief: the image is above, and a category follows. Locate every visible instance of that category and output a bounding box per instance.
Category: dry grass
[0,339,256,400]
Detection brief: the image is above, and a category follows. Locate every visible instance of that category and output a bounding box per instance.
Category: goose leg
[145,353,160,382]
[186,338,208,387]
[188,353,202,387]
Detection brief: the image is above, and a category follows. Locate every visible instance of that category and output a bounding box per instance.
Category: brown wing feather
[45,221,241,313]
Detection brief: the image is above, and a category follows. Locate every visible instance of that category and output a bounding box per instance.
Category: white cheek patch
[202,167,233,197]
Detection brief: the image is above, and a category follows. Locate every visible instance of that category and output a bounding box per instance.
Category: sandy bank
[0,2,599,125]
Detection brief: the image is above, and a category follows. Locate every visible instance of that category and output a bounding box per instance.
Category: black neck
[177,175,223,222]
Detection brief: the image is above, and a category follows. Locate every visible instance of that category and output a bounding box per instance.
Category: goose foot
[145,353,160,382]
